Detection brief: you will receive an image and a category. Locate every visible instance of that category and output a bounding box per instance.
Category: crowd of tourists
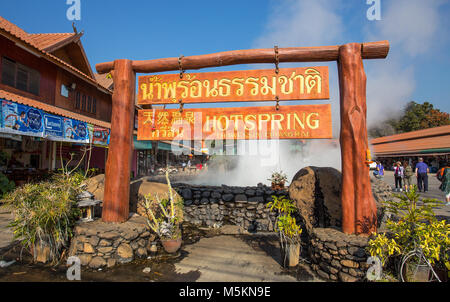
[373,157,450,205]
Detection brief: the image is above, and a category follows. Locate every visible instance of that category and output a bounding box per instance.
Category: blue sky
[1,0,449,126]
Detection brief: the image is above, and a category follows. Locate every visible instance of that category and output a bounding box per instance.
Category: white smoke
[187,0,446,186]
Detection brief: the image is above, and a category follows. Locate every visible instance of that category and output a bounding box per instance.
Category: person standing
[374,161,384,179]
[394,161,404,192]
[415,157,429,192]
[403,161,414,192]
[437,164,450,205]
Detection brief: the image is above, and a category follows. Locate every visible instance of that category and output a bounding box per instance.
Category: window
[1,57,40,95]
[75,91,80,109]
[87,96,92,112]
[61,84,69,97]
[81,94,86,111]
[92,98,97,114]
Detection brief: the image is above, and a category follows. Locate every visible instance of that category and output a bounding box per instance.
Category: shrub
[2,173,83,263]
[367,185,450,278]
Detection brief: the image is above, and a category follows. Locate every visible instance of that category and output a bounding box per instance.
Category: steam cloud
[187,0,446,186]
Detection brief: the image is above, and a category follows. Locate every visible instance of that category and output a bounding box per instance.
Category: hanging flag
[0,99,44,137]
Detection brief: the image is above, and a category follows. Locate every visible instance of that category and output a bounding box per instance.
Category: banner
[92,126,110,146]
[63,118,89,143]
[138,104,332,141]
[1,100,44,137]
[43,113,64,140]
[138,67,330,105]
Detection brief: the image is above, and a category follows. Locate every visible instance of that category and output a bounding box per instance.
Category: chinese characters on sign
[138,104,332,141]
[138,67,329,104]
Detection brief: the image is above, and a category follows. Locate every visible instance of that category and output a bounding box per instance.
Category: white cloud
[253,0,345,48]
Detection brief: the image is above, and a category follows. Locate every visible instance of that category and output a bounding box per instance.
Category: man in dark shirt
[415,157,429,192]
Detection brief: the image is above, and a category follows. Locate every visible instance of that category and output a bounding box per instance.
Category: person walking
[415,157,429,192]
[394,161,404,192]
[403,161,414,192]
[437,164,450,205]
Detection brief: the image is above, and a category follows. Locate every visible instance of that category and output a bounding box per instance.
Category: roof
[0,89,111,129]
[94,73,114,90]
[370,125,450,156]
[27,33,77,51]
[0,16,111,94]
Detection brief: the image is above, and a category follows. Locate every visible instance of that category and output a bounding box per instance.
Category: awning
[133,136,172,151]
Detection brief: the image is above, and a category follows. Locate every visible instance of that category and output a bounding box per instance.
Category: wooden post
[102,59,135,222]
[338,43,377,235]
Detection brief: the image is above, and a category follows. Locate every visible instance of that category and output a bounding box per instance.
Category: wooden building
[0,16,113,184]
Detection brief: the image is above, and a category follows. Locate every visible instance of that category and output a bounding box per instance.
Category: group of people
[373,157,450,205]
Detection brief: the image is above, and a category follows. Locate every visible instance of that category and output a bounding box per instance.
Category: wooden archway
[96,41,389,235]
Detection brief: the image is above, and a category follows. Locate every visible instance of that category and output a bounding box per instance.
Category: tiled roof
[94,73,114,90]
[0,89,111,129]
[0,16,111,94]
[370,125,450,156]
[27,33,76,51]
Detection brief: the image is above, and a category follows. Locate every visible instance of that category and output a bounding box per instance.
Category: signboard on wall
[138,67,329,105]
[63,118,89,143]
[43,113,64,139]
[0,100,44,137]
[138,104,332,141]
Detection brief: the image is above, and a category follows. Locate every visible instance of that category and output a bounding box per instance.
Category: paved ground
[0,207,14,250]
[377,170,450,221]
[174,235,319,282]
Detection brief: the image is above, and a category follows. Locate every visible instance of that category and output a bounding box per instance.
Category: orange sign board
[138,67,329,105]
[138,104,332,141]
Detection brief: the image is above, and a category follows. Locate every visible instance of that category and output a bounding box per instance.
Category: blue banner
[43,113,64,139]
[1,99,44,137]
[63,117,89,143]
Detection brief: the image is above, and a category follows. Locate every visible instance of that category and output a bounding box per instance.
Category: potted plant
[140,170,184,253]
[266,195,302,267]
[268,171,288,190]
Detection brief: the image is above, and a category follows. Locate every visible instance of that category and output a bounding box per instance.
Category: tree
[396,101,450,133]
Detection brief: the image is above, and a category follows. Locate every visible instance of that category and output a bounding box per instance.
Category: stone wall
[172,183,288,231]
[68,215,155,269]
[309,227,370,282]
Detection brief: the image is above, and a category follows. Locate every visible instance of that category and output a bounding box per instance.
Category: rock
[143,267,151,273]
[202,191,211,198]
[235,194,247,203]
[136,247,147,258]
[88,236,100,246]
[200,198,209,205]
[78,254,92,266]
[340,259,359,268]
[222,194,234,202]
[89,257,106,269]
[131,180,182,220]
[83,174,105,201]
[245,189,255,196]
[288,166,342,233]
[211,191,221,199]
[83,243,95,254]
[107,258,116,268]
[117,243,133,261]
[248,196,264,203]
[339,271,358,282]
[98,239,111,247]
[181,188,192,200]
[102,231,120,240]
[98,246,113,253]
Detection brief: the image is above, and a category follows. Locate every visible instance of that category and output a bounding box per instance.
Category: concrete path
[377,171,450,222]
[174,235,319,282]
[0,209,14,250]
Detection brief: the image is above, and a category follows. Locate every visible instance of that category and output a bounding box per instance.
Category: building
[370,125,450,172]
[0,16,113,185]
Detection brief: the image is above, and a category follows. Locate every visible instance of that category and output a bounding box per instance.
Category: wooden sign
[138,104,332,141]
[138,67,329,104]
